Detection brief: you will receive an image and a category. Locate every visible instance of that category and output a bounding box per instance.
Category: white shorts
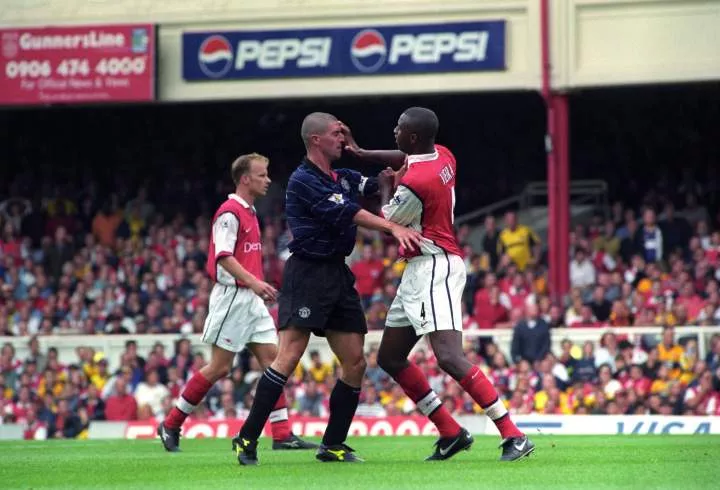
[201,283,278,353]
[386,253,466,336]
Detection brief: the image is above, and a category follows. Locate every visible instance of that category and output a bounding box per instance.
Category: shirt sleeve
[288,174,361,229]
[381,185,422,226]
[342,169,379,196]
[359,176,379,196]
[212,212,240,259]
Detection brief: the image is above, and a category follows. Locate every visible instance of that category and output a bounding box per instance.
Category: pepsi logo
[350,29,387,73]
[198,35,233,78]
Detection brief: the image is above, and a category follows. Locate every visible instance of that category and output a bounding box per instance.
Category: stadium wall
[3,415,719,441]
[3,0,718,101]
[2,326,719,373]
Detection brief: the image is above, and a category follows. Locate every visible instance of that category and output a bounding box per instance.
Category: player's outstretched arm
[352,209,423,251]
[340,122,406,170]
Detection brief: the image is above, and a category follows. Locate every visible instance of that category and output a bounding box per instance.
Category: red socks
[164,372,213,429]
[395,363,461,438]
[459,365,523,439]
[269,393,291,442]
[164,371,292,441]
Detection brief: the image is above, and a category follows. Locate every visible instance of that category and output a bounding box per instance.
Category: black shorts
[278,254,367,336]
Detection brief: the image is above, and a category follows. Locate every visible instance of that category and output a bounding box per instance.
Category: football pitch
[1,436,719,490]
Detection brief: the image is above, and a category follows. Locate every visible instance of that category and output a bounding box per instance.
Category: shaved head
[301,112,338,149]
[394,106,439,154]
[400,107,439,141]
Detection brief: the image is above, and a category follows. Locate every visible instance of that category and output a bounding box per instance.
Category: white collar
[407,149,439,167]
[229,193,251,209]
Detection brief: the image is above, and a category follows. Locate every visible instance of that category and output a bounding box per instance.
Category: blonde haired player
[158,153,316,452]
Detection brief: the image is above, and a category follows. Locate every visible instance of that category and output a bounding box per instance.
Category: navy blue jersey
[286,158,378,259]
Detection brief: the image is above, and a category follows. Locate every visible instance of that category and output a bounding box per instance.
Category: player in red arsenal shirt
[344,107,534,462]
[158,153,316,452]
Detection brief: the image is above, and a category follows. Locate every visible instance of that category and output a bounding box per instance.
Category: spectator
[510,303,551,364]
[124,188,156,223]
[569,248,596,291]
[364,349,389,391]
[593,220,621,260]
[351,244,385,309]
[657,326,684,377]
[569,305,601,328]
[572,341,597,383]
[0,198,31,235]
[80,384,106,421]
[498,211,540,271]
[481,215,500,271]
[25,335,47,372]
[306,351,333,384]
[298,380,324,417]
[706,334,720,371]
[473,285,509,329]
[91,201,123,247]
[634,207,663,263]
[659,202,692,257]
[675,282,705,323]
[133,369,170,417]
[42,227,74,284]
[48,398,83,439]
[356,385,387,417]
[680,193,710,227]
[105,377,138,421]
[595,332,619,370]
[589,286,612,323]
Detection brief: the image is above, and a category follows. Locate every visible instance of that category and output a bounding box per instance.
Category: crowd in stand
[1,169,720,438]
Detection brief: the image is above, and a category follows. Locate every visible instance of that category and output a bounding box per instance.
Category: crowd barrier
[2,326,719,372]
[3,415,718,441]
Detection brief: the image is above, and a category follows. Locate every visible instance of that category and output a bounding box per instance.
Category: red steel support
[540,0,570,302]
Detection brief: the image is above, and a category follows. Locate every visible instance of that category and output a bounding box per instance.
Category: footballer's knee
[377,351,407,377]
[341,355,367,386]
[435,349,471,381]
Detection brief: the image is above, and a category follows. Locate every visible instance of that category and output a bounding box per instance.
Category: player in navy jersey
[344,107,534,462]
[232,113,423,466]
[158,153,316,453]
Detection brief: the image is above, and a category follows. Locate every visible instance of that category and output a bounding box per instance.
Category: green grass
[1,436,719,489]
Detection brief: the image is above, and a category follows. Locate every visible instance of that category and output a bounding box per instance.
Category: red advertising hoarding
[125,416,438,439]
[0,24,155,105]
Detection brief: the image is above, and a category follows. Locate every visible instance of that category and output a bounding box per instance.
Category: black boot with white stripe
[425,428,474,461]
[157,423,181,452]
[499,435,535,461]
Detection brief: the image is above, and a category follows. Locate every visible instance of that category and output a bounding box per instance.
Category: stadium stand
[2,159,720,439]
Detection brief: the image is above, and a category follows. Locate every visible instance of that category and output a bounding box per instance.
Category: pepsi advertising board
[183,21,505,81]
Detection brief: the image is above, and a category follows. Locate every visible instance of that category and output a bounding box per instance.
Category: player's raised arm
[340,122,406,170]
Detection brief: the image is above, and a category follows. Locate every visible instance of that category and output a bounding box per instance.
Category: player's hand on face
[390,224,424,252]
[250,279,278,303]
[339,122,361,156]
